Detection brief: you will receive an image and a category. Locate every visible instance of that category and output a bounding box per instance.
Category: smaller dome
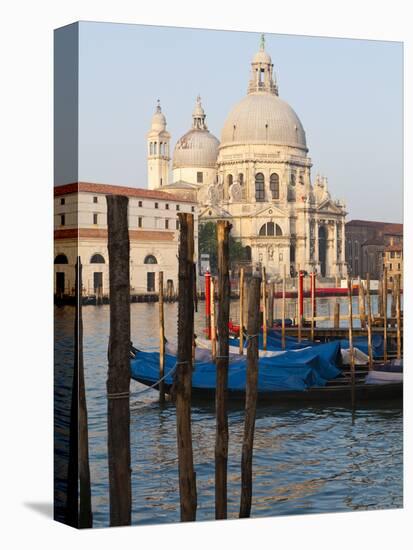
[173,129,220,169]
[173,96,220,169]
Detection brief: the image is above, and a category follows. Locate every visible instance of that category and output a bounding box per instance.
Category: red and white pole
[205,270,211,339]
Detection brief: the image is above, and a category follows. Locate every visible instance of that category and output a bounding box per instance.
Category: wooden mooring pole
[383,267,388,363]
[262,267,267,351]
[66,257,93,528]
[366,274,373,370]
[239,270,261,519]
[396,274,402,360]
[333,301,340,330]
[159,271,166,403]
[215,220,231,520]
[358,276,366,329]
[268,282,274,329]
[175,212,197,521]
[106,195,132,527]
[239,268,245,355]
[347,276,356,409]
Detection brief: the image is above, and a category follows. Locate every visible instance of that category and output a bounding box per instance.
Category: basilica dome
[220,92,307,150]
[220,35,307,151]
[173,96,220,169]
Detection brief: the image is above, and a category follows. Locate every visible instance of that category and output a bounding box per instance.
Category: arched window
[290,172,296,186]
[259,222,282,236]
[227,174,233,186]
[238,173,244,185]
[150,142,153,155]
[144,254,158,264]
[54,254,68,264]
[90,253,105,264]
[154,142,157,155]
[255,173,265,202]
[270,173,279,199]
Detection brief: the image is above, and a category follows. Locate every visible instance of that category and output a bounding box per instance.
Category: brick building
[345,219,403,279]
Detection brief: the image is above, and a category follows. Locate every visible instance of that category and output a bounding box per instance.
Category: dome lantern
[248,33,278,96]
[192,95,207,130]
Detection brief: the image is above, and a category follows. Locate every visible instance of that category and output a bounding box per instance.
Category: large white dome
[220,92,307,150]
[173,129,220,169]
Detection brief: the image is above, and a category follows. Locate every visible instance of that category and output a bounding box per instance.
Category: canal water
[54,297,402,527]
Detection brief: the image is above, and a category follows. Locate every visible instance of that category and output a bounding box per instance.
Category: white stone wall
[54,189,198,295]
[172,166,217,188]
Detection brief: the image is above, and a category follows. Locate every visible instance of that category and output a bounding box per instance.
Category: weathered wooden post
[66,257,93,528]
[239,267,245,355]
[268,282,274,329]
[358,276,366,329]
[282,265,286,350]
[366,274,373,370]
[175,212,197,521]
[211,277,217,360]
[159,271,166,403]
[106,195,132,527]
[333,301,340,330]
[383,267,388,362]
[262,266,267,351]
[347,276,356,409]
[215,220,231,520]
[396,274,402,360]
[378,279,383,318]
[239,270,261,519]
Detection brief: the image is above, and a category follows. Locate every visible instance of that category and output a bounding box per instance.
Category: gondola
[130,340,402,404]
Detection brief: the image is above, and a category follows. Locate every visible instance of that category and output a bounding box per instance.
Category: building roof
[346,219,403,233]
[382,223,403,235]
[385,243,403,252]
[54,182,196,203]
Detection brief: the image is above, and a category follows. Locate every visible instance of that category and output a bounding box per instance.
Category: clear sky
[64,21,403,222]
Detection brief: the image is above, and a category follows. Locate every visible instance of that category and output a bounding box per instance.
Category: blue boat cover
[230,330,384,359]
[131,340,342,393]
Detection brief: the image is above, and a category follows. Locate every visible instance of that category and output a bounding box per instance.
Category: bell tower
[147,100,170,189]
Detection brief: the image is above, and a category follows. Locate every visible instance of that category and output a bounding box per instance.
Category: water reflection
[54,300,402,527]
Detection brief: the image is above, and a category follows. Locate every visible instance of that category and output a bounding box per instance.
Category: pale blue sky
[63,22,403,222]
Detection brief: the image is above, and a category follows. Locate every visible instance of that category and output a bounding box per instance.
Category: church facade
[146,36,347,279]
